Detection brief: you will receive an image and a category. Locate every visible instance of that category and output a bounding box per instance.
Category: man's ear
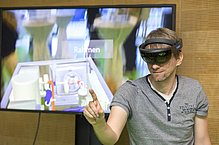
[176,52,183,66]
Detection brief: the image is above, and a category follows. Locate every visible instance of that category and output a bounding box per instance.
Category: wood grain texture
[179,1,219,144]
[0,111,75,145]
[1,0,219,144]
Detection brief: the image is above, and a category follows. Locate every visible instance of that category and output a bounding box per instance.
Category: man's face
[145,44,182,82]
[147,53,178,82]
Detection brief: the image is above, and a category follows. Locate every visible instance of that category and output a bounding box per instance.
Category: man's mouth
[153,71,163,74]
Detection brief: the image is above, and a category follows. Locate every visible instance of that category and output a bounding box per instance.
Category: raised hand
[83,89,105,125]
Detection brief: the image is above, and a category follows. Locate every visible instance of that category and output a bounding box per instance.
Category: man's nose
[151,63,161,70]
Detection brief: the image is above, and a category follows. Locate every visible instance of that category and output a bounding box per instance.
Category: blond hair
[147,28,181,58]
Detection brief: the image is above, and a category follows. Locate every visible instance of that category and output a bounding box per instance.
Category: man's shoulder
[116,76,147,93]
[178,75,202,88]
[126,76,147,86]
[178,75,199,82]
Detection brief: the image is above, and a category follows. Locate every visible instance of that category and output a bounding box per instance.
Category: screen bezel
[0,4,176,114]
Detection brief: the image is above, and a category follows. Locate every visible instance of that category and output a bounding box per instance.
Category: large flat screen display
[0,4,176,113]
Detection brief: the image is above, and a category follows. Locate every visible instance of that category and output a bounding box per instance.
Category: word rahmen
[74,47,101,53]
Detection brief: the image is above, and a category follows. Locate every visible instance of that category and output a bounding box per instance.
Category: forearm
[194,115,211,145]
[194,139,211,145]
[83,91,126,145]
[93,121,119,145]
[194,132,211,145]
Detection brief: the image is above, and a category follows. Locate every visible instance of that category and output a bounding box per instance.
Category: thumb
[98,108,105,119]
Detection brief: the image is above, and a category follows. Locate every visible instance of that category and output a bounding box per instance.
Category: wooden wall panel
[1,0,219,144]
[179,0,219,144]
[0,111,75,145]
[181,0,219,31]
[0,111,39,145]
[35,113,75,145]
[0,0,179,7]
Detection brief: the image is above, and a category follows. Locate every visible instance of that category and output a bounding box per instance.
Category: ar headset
[139,38,183,64]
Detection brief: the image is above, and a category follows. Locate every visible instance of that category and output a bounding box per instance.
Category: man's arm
[194,115,211,145]
[83,89,128,145]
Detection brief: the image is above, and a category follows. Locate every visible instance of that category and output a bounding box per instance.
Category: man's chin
[151,74,166,82]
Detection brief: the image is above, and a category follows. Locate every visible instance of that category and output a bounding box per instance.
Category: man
[83,28,211,145]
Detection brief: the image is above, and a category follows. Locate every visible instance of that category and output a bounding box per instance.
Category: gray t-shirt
[110,75,209,145]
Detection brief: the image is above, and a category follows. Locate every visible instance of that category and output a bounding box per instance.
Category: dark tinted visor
[140,49,172,64]
[139,38,182,64]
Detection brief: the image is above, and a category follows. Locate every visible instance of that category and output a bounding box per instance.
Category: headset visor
[139,38,182,64]
[140,49,172,64]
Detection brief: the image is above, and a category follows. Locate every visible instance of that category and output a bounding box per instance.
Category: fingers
[83,89,105,123]
[89,89,98,102]
[89,89,103,110]
[83,106,96,118]
[83,103,104,119]
[83,104,105,125]
[90,100,100,118]
[83,100,98,118]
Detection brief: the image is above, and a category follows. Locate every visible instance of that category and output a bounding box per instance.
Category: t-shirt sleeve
[196,83,209,116]
[110,81,135,117]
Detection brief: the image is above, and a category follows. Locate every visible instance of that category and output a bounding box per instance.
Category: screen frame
[0,4,176,114]
[0,4,176,30]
